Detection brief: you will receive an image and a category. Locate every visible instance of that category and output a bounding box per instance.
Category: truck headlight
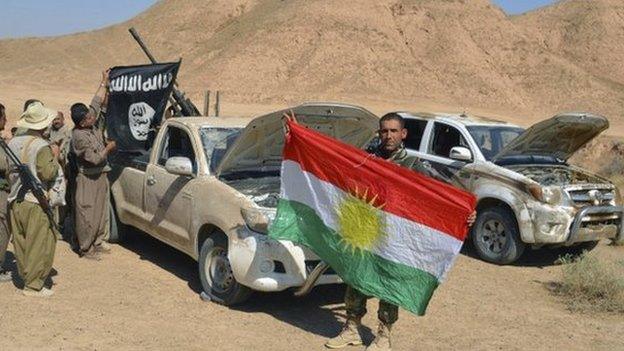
[241,207,276,234]
[527,184,561,205]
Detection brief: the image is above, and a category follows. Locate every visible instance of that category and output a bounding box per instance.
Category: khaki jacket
[372,146,448,183]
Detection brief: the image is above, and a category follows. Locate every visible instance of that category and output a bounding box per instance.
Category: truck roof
[167,116,251,129]
[396,111,521,128]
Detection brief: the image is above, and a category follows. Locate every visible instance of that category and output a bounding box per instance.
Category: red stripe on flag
[283,121,476,241]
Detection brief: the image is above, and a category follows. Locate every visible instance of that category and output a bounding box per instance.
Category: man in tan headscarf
[70,71,116,260]
[47,111,72,228]
[48,111,72,168]
[7,102,60,297]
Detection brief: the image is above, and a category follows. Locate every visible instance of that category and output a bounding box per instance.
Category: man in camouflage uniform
[8,102,61,297]
[326,113,473,351]
[0,103,12,282]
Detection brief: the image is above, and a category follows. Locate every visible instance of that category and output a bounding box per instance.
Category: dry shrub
[554,253,624,313]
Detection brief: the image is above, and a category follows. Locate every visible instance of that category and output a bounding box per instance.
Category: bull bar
[565,205,624,246]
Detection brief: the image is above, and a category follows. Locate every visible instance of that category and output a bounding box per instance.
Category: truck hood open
[492,113,609,162]
[215,103,379,178]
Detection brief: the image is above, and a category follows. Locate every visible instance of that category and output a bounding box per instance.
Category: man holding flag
[270,112,476,351]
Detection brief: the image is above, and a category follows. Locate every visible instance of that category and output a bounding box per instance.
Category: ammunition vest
[7,135,65,205]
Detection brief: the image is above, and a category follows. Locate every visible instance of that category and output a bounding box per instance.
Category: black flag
[106,62,180,152]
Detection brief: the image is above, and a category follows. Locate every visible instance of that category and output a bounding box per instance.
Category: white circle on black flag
[128,102,155,141]
[106,62,180,152]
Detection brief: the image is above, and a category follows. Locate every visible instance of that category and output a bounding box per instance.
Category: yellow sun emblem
[336,187,387,253]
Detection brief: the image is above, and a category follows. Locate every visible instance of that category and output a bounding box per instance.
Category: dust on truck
[107,103,379,305]
[396,111,624,264]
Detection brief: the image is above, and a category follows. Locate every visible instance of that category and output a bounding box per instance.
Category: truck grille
[567,189,615,207]
[580,217,620,228]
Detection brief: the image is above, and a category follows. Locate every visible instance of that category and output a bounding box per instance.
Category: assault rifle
[128,27,201,117]
[0,138,59,232]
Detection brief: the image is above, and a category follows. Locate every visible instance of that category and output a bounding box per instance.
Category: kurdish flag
[269,120,477,315]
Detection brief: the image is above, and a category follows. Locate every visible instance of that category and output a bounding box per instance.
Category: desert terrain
[0,0,623,350]
[0,231,621,351]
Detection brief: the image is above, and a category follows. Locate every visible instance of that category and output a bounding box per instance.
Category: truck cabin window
[466,126,524,161]
[200,127,242,173]
[158,126,197,172]
[403,118,428,151]
[430,122,469,159]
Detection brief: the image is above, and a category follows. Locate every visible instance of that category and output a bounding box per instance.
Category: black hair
[23,99,41,112]
[379,112,405,129]
[71,103,89,126]
[0,103,5,118]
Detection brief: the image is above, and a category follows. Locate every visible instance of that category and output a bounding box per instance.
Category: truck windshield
[200,127,243,173]
[466,126,524,161]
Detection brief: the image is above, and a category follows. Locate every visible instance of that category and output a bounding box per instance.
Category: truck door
[144,125,197,251]
[420,122,474,186]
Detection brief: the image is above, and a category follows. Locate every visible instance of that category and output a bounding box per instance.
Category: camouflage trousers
[0,190,9,269]
[345,285,398,325]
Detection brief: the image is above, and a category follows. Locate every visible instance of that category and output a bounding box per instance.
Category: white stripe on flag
[281,160,464,281]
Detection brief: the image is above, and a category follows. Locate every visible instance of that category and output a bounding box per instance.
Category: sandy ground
[0,229,622,351]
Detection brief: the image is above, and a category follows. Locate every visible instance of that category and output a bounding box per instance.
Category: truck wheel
[108,201,128,243]
[471,206,525,265]
[198,234,252,306]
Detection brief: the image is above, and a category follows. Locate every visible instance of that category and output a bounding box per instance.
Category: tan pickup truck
[107,103,378,305]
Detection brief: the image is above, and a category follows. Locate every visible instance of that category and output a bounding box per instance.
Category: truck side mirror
[449,146,473,162]
[165,157,193,176]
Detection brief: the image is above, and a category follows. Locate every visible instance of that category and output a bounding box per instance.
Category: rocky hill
[1,0,623,131]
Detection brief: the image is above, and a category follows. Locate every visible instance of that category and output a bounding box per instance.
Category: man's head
[378,113,407,154]
[71,103,96,128]
[23,99,42,112]
[0,103,6,131]
[52,111,65,130]
[18,102,57,135]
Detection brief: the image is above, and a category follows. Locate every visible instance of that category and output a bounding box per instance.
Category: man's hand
[282,110,298,123]
[50,144,60,160]
[282,110,298,134]
[467,210,477,228]
[105,140,117,153]
[101,69,110,87]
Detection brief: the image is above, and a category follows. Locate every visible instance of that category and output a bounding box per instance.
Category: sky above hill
[0,0,556,39]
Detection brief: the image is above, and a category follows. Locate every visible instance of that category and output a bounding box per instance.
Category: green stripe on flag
[269,199,439,316]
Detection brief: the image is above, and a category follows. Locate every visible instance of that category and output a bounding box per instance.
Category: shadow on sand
[117,229,363,338]
[460,242,582,268]
[120,229,203,293]
[2,251,57,289]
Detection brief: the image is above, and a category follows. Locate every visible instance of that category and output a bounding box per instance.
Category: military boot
[365,322,392,351]
[325,317,363,349]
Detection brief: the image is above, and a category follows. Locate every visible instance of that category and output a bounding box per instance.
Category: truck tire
[471,206,525,265]
[198,234,252,306]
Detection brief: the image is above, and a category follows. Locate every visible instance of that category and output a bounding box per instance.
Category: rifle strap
[21,136,38,164]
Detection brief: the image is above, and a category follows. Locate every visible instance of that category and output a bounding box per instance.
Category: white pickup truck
[395,111,624,264]
[107,103,378,305]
